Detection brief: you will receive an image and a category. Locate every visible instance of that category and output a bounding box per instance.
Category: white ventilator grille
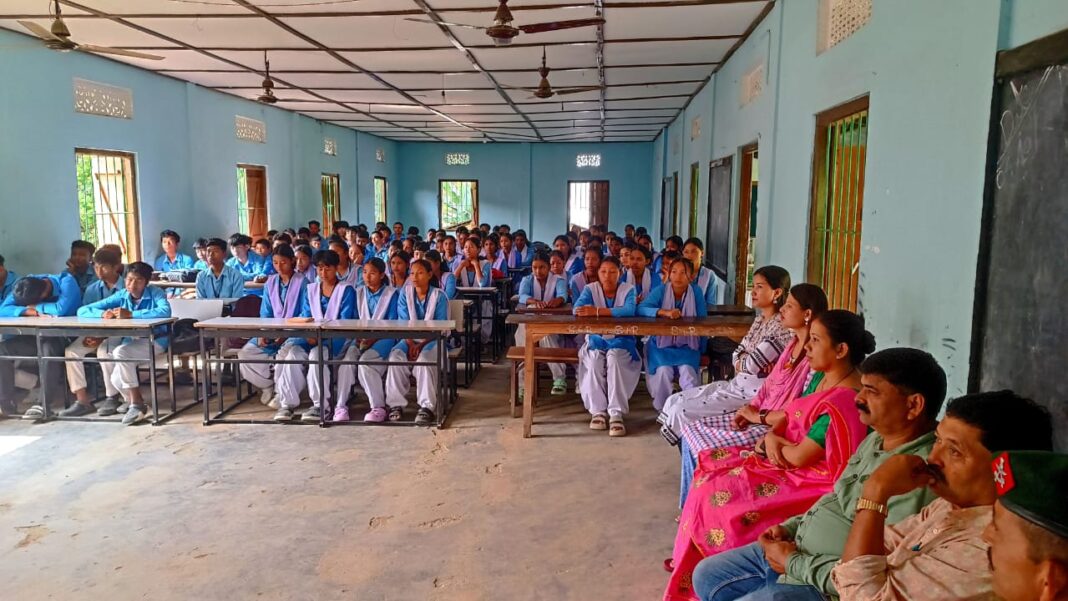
[235,116,266,143]
[741,63,765,106]
[73,78,133,119]
[820,0,872,52]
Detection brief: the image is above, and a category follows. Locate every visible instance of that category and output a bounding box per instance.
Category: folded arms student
[77,261,171,426]
[0,271,81,417]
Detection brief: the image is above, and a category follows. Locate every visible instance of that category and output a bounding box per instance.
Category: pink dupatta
[664,385,868,601]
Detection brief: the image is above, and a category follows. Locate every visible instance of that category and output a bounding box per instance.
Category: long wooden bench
[506,346,580,418]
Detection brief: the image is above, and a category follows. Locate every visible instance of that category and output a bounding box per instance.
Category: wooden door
[589,181,610,228]
[735,145,758,304]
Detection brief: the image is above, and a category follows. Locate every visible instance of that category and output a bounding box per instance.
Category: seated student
[401,237,415,258]
[569,247,603,303]
[0,271,81,418]
[515,251,569,397]
[554,235,584,276]
[576,230,591,255]
[638,232,659,266]
[605,234,623,259]
[412,242,429,264]
[271,233,292,250]
[66,239,98,294]
[654,235,685,275]
[658,266,794,444]
[195,238,246,299]
[61,248,125,417]
[153,230,195,272]
[622,245,657,302]
[227,234,272,296]
[455,226,470,251]
[387,239,404,261]
[479,223,492,238]
[454,237,493,343]
[327,238,360,288]
[638,258,709,412]
[678,284,828,506]
[346,242,366,288]
[666,310,873,598]
[984,451,1068,601]
[511,230,533,267]
[368,229,388,261]
[309,234,324,250]
[355,230,371,260]
[426,228,437,249]
[440,235,462,272]
[619,241,633,273]
[333,220,350,240]
[681,238,721,306]
[344,229,361,255]
[624,223,636,244]
[333,258,398,423]
[294,244,316,283]
[425,250,457,300]
[279,250,356,423]
[548,250,568,284]
[685,348,945,601]
[0,254,18,300]
[297,227,311,241]
[391,221,405,242]
[498,224,511,235]
[573,256,639,436]
[388,251,411,289]
[190,238,210,271]
[385,259,449,425]
[831,390,1053,601]
[483,234,506,275]
[237,244,308,410]
[307,220,322,240]
[657,250,682,285]
[498,232,517,271]
[78,261,171,426]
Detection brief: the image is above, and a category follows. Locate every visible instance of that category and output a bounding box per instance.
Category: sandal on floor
[388,406,403,422]
[589,413,608,431]
[609,417,626,437]
[21,405,48,421]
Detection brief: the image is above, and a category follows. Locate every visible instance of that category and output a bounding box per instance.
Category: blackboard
[972,30,1068,450]
[706,157,733,279]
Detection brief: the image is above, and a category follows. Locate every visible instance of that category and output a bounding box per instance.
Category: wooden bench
[506,346,580,418]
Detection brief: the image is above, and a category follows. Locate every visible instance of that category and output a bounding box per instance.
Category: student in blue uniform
[388,251,411,289]
[237,244,308,415]
[281,250,356,423]
[568,247,602,304]
[62,248,125,417]
[66,240,98,294]
[511,230,533,268]
[653,235,684,274]
[573,256,639,437]
[638,257,708,411]
[0,271,82,418]
[682,237,722,306]
[385,260,449,425]
[454,237,493,344]
[425,250,457,299]
[622,245,658,303]
[195,238,245,299]
[78,261,171,425]
[294,244,316,284]
[554,235,584,276]
[0,254,18,301]
[515,251,569,397]
[390,221,405,242]
[226,233,271,296]
[191,238,210,270]
[153,230,195,272]
[335,258,399,423]
[328,238,360,288]
[440,235,462,272]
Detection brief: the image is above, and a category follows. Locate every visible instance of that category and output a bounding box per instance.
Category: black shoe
[96,395,123,416]
[414,408,435,426]
[59,403,95,417]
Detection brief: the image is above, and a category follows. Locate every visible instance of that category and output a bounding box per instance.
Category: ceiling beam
[227,0,495,142]
[409,0,543,142]
[54,1,441,140]
[595,0,606,141]
[154,62,720,74]
[209,80,705,92]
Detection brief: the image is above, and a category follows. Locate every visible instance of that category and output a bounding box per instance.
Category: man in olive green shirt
[690,348,945,601]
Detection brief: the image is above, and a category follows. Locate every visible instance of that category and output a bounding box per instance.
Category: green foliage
[76,154,97,244]
[440,181,474,230]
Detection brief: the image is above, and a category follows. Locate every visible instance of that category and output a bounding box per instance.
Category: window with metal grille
[439,180,478,231]
[237,164,268,240]
[807,97,869,311]
[374,176,388,224]
[321,173,340,227]
[75,149,141,262]
[568,181,609,231]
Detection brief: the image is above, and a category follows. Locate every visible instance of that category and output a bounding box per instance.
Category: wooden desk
[514,305,574,315]
[457,286,503,362]
[506,314,755,438]
[707,304,754,316]
[149,281,265,291]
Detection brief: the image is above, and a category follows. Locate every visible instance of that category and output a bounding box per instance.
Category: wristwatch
[759,409,769,425]
[856,498,889,517]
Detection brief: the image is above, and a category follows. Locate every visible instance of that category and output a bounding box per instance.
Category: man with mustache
[983,450,1068,601]
[832,390,1053,600]
[690,348,946,600]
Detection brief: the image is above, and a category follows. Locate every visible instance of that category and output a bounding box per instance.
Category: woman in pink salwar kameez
[664,310,876,601]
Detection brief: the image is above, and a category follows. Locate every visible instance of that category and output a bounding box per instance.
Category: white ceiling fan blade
[18,20,62,42]
[403,17,486,31]
[79,45,165,60]
[552,86,605,96]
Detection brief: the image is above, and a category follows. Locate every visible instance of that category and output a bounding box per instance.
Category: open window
[439,179,478,231]
[321,173,340,227]
[373,176,387,224]
[75,149,141,262]
[237,164,268,240]
[567,180,609,232]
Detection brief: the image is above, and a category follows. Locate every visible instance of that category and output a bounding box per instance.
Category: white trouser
[513,324,566,387]
[645,365,700,412]
[480,299,494,344]
[577,346,641,417]
[657,373,764,437]
[273,345,307,409]
[105,338,165,403]
[385,345,439,411]
[355,348,388,409]
[65,337,118,396]
[237,342,273,390]
[307,346,340,409]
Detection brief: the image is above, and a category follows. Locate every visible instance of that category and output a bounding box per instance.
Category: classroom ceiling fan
[19,0,163,60]
[257,51,277,104]
[405,0,605,47]
[506,47,604,100]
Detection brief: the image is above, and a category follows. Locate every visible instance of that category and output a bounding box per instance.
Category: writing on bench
[566,325,642,336]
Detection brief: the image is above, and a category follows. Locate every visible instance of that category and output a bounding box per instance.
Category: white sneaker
[259,386,275,406]
[267,397,281,410]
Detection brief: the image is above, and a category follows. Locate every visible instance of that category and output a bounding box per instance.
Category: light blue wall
[652,0,1068,395]
[356,132,397,226]
[395,141,653,242]
[0,27,394,274]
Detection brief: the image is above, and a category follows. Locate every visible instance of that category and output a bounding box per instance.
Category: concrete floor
[0,362,678,600]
